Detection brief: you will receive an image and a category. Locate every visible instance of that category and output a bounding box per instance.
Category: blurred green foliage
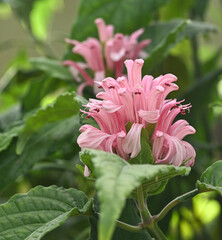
[0,0,222,239]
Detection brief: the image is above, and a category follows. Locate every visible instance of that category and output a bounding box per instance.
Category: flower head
[77,59,196,175]
[64,18,151,95]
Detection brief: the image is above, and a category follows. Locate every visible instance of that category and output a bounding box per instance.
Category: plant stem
[115,219,143,232]
[154,188,199,222]
[136,186,167,240]
[137,185,152,224]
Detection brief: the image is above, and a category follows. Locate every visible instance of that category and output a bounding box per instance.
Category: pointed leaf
[196,160,222,195]
[81,149,190,240]
[0,185,92,240]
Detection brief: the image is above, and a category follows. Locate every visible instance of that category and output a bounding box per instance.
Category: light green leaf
[0,185,92,240]
[196,160,222,195]
[16,91,79,154]
[30,57,73,81]
[81,149,190,240]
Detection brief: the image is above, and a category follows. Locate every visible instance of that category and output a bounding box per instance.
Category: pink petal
[102,100,122,113]
[139,109,160,123]
[77,126,110,149]
[122,123,144,158]
[95,18,109,42]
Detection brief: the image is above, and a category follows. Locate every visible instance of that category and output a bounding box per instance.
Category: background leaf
[0,185,91,240]
[197,160,222,195]
[16,91,79,154]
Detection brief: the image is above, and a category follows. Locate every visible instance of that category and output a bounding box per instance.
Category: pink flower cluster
[77,59,196,176]
[64,18,151,95]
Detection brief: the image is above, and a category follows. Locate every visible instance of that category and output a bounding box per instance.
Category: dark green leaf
[0,125,23,152]
[143,19,217,71]
[0,185,92,240]
[0,116,80,191]
[70,0,170,42]
[197,160,222,195]
[81,149,190,240]
[16,91,79,154]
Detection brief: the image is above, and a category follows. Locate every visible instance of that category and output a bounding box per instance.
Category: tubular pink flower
[65,18,151,95]
[152,100,196,166]
[77,59,196,174]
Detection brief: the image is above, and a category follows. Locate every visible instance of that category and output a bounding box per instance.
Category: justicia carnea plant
[78,59,196,176]
[63,18,151,95]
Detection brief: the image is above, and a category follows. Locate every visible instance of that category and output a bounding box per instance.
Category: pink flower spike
[76,58,196,169]
[122,123,144,158]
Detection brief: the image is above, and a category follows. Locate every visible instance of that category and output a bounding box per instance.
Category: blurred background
[0,0,222,239]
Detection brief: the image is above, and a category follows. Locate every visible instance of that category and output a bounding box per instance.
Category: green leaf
[196,160,222,195]
[30,57,73,81]
[16,91,79,154]
[0,185,92,240]
[143,20,186,71]
[143,19,217,71]
[81,149,190,240]
[0,116,80,191]
[0,125,23,152]
[70,0,170,41]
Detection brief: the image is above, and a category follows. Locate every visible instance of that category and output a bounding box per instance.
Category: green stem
[115,219,143,233]
[137,185,152,224]
[154,188,199,222]
[136,186,167,240]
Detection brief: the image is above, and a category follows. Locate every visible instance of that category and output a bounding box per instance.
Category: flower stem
[136,186,167,240]
[154,188,199,222]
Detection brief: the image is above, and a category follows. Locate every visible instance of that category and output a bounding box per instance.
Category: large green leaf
[30,57,73,81]
[196,160,222,195]
[16,91,79,154]
[0,116,80,191]
[0,185,92,240]
[70,0,169,41]
[81,149,190,240]
[143,19,217,71]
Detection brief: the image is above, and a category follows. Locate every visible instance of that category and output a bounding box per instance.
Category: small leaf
[16,91,79,154]
[197,160,222,195]
[30,57,73,81]
[81,149,190,240]
[0,185,92,240]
